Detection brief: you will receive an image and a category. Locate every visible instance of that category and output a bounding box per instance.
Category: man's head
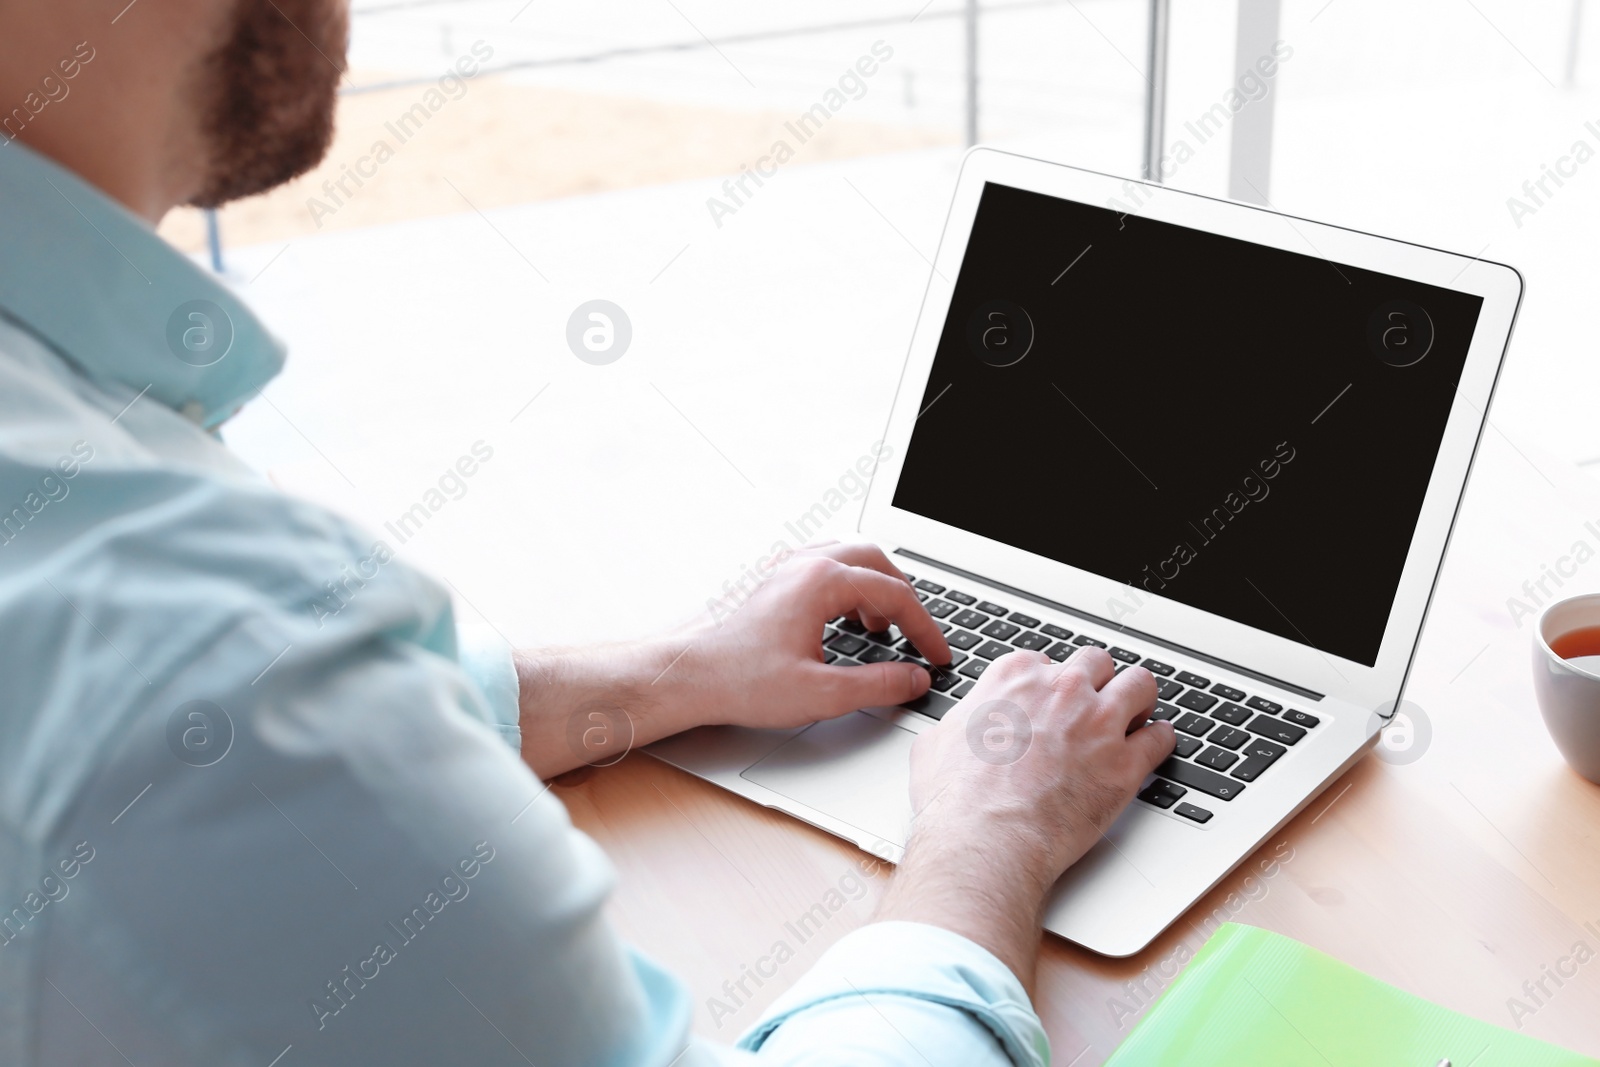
[0,0,349,220]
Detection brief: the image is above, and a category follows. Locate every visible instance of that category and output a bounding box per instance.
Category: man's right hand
[872,648,1175,992]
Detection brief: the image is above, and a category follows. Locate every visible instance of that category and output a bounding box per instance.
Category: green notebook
[1104,924,1598,1066]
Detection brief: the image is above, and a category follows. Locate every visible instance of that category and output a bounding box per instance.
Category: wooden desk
[233,149,1600,1062]
[554,425,1600,1062]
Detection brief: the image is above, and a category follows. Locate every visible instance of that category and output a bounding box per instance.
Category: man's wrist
[901,826,1056,919]
[514,635,705,777]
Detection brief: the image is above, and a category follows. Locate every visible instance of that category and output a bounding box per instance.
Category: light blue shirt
[0,140,1050,1067]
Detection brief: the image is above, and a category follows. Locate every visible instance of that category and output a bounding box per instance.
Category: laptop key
[946,590,977,605]
[1208,725,1251,750]
[981,620,1021,641]
[1195,745,1240,771]
[1137,779,1187,809]
[1157,758,1245,800]
[1210,701,1251,726]
[915,591,928,601]
[1045,642,1073,662]
[858,644,899,664]
[914,580,946,594]
[974,640,1013,661]
[1141,659,1175,676]
[958,660,989,679]
[827,633,869,656]
[1155,678,1184,701]
[1008,612,1041,628]
[898,638,968,666]
[952,680,975,698]
[976,600,1008,615]
[947,630,982,651]
[1148,702,1181,721]
[1176,671,1210,688]
[1174,712,1215,737]
[928,670,962,693]
[1282,709,1320,729]
[1230,738,1287,781]
[823,650,839,664]
[1174,802,1213,824]
[837,619,868,635]
[924,599,958,619]
[1245,696,1283,714]
[837,657,863,667]
[1072,635,1107,648]
[1012,631,1052,652]
[1041,623,1073,640]
[1109,647,1142,664]
[1245,714,1306,746]
[1210,683,1246,701]
[1176,690,1219,713]
[950,609,990,630]
[902,690,957,720]
[1173,735,1204,758]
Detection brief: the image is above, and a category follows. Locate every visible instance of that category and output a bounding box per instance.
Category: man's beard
[188,0,349,208]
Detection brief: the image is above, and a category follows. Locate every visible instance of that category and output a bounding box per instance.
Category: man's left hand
[678,542,952,730]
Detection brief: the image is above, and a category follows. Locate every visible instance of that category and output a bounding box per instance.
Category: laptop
[649,147,1523,957]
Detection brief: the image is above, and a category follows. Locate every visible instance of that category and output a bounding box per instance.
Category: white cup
[1532,592,1600,785]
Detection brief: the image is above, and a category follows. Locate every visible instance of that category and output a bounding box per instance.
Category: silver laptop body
[651,148,1523,956]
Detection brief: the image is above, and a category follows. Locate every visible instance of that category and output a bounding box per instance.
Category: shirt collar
[0,140,284,429]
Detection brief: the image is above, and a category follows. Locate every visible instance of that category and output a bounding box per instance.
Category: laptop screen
[891,181,1485,667]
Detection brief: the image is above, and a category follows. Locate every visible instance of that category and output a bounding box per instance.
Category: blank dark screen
[891,182,1484,666]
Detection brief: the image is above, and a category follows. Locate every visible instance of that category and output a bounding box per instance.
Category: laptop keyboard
[824,571,1325,827]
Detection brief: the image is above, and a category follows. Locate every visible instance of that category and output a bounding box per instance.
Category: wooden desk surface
[555,428,1600,1063]
[234,150,1600,1062]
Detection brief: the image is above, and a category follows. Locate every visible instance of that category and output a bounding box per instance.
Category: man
[0,2,1175,1064]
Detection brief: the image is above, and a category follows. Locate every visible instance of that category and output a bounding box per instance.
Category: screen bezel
[859,147,1522,710]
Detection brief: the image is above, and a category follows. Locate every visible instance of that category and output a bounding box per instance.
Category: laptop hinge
[893,548,1326,702]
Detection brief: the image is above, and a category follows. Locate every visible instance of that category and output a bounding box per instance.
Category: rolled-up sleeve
[732,921,1049,1067]
[454,616,521,751]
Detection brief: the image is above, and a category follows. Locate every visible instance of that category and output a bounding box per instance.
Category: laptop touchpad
[741,711,917,848]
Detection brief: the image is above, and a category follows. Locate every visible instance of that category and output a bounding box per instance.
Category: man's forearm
[514,637,714,778]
